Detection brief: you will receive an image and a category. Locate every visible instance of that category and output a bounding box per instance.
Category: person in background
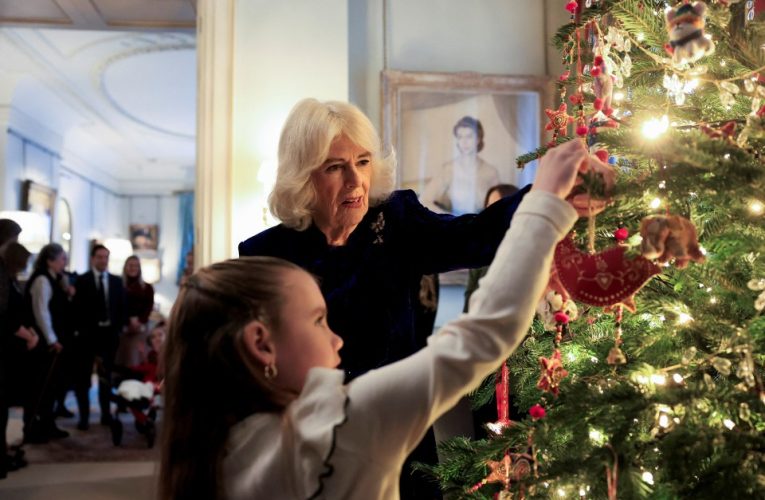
[160,138,598,500]
[115,256,154,368]
[463,183,520,313]
[73,244,126,430]
[23,243,71,443]
[0,220,30,478]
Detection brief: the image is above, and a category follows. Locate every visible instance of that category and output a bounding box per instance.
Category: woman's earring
[264,363,278,381]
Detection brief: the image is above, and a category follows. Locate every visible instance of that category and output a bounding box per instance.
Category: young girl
[159,139,609,499]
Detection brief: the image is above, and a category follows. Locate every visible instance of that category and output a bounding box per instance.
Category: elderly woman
[239,99,535,498]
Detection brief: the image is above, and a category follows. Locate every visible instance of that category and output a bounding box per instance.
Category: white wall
[350,0,548,129]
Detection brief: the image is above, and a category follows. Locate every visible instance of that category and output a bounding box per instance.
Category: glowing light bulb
[558,488,567,497]
[677,313,693,325]
[659,414,670,428]
[642,115,669,139]
[650,197,662,209]
[723,419,735,430]
[673,373,684,384]
[642,471,655,485]
[613,91,625,102]
[651,374,667,385]
[589,428,605,444]
[749,200,764,215]
[710,296,718,304]
[637,32,645,41]
[720,60,727,67]
[580,487,586,496]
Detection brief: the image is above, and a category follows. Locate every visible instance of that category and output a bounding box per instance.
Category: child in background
[159,140,613,499]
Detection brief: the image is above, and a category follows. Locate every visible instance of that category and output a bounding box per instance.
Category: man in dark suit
[73,244,125,430]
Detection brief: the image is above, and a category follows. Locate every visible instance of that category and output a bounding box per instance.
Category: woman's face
[272,269,344,393]
[310,134,372,236]
[150,328,165,352]
[48,252,67,274]
[125,258,141,278]
[455,126,479,155]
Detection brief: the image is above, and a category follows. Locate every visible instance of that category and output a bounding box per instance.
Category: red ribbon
[496,362,510,423]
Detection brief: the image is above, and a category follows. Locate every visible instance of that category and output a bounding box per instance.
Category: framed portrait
[382,70,553,284]
[129,224,159,251]
[21,180,57,239]
[382,70,553,215]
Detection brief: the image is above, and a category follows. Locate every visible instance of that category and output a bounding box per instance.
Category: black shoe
[48,426,69,439]
[6,453,27,471]
[54,406,75,419]
[23,432,49,444]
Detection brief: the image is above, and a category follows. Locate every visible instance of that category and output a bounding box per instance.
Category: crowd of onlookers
[0,219,165,479]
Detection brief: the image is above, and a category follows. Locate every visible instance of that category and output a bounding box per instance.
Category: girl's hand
[566,153,616,217]
[532,140,617,214]
[531,140,590,199]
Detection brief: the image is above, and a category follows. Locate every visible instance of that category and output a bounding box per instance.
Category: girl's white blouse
[223,191,578,499]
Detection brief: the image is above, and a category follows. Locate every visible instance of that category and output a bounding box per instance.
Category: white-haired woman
[239,98,543,498]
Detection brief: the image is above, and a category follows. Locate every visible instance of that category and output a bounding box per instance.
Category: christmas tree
[423,1,765,498]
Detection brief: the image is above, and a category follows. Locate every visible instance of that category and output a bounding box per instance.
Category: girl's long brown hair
[159,256,300,500]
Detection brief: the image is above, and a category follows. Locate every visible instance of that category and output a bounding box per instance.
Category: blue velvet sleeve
[392,185,530,275]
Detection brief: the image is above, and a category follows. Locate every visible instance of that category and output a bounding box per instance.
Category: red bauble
[576,125,589,136]
[565,1,578,14]
[554,234,660,312]
[614,227,629,241]
[529,404,547,420]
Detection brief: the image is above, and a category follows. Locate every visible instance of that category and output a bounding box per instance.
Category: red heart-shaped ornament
[554,234,660,311]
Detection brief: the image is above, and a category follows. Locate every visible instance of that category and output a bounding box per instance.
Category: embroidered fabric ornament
[536,290,579,330]
[592,54,614,116]
[554,234,661,312]
[545,103,575,136]
[664,2,715,66]
[607,346,627,365]
[700,121,737,141]
[537,349,569,396]
[639,215,706,269]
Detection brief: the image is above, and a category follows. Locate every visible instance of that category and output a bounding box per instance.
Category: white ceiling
[0,0,197,194]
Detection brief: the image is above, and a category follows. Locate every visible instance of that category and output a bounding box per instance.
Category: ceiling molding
[97,41,196,139]
[0,0,196,31]
[0,0,73,27]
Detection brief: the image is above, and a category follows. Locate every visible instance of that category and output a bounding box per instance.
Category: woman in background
[116,256,154,368]
[23,243,71,443]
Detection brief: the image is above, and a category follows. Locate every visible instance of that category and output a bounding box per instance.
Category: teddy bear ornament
[664,1,715,66]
